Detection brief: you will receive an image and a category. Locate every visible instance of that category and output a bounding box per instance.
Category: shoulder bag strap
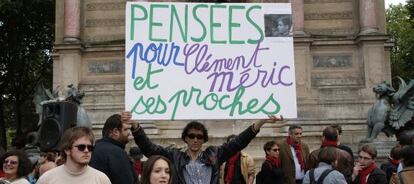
[316,169,334,184]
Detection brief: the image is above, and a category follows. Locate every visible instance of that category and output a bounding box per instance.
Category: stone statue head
[373,82,395,98]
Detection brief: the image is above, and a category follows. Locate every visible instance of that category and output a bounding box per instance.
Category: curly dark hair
[181,121,208,142]
[0,150,32,178]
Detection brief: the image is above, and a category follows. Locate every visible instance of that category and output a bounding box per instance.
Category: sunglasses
[271,148,280,152]
[3,159,18,165]
[187,133,204,140]
[73,144,94,152]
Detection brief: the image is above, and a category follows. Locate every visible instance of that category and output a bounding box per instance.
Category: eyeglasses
[73,144,94,152]
[271,149,280,152]
[3,159,18,165]
[358,155,372,160]
[187,133,204,140]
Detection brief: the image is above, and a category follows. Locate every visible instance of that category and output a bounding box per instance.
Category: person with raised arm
[123,111,283,184]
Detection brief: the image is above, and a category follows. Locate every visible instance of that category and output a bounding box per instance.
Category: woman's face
[150,159,170,184]
[267,144,280,158]
[2,155,19,177]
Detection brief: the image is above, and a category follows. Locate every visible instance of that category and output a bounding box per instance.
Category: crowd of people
[0,111,413,184]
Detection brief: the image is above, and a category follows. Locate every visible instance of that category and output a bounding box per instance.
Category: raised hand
[253,114,284,132]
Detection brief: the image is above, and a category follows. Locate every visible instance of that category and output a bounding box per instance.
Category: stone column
[291,0,306,36]
[359,0,378,34]
[64,0,80,42]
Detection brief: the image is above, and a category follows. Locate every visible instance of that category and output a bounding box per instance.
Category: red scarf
[390,159,400,166]
[0,170,4,178]
[321,140,338,148]
[287,136,305,170]
[225,152,241,184]
[266,155,281,168]
[134,160,142,175]
[359,162,377,184]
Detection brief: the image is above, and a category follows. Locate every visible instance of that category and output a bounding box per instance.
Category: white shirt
[290,146,305,180]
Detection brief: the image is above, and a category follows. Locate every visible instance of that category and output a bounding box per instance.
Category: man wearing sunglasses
[37,127,110,184]
[123,111,283,184]
[90,114,138,184]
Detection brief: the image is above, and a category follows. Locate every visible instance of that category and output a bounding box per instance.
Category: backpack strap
[316,169,334,184]
[398,172,405,184]
[309,169,316,184]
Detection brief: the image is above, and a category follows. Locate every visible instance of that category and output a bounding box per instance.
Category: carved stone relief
[305,11,353,20]
[313,55,352,68]
[86,2,124,11]
[85,19,124,27]
[304,28,356,35]
[304,0,352,3]
[87,60,124,74]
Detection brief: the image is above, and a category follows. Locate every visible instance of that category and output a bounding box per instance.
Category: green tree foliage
[0,0,54,150]
[386,3,414,83]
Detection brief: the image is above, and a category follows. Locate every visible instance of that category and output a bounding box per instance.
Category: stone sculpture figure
[65,84,91,127]
[33,83,91,127]
[33,83,60,125]
[362,78,414,142]
[362,82,395,142]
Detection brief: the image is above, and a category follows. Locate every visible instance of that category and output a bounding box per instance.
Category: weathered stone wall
[53,0,394,169]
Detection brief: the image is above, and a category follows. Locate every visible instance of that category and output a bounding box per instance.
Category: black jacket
[257,160,284,184]
[353,167,387,184]
[90,137,138,184]
[132,125,259,184]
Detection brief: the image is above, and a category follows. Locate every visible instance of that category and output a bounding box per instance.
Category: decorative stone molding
[313,55,352,68]
[86,2,124,11]
[304,28,356,35]
[311,77,363,87]
[85,34,125,42]
[85,19,125,27]
[304,0,351,3]
[87,60,124,74]
[305,11,353,20]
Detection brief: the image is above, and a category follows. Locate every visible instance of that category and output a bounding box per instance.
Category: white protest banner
[125,2,297,120]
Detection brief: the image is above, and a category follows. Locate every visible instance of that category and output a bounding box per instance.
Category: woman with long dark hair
[141,155,173,184]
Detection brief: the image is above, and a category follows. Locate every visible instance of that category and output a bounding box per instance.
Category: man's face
[184,129,205,152]
[112,123,130,145]
[65,136,93,166]
[357,151,374,169]
[290,128,302,143]
[277,20,289,34]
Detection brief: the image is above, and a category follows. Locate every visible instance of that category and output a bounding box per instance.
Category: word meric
[129,3,263,44]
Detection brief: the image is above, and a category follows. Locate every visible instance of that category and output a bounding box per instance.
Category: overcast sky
[385,0,407,8]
